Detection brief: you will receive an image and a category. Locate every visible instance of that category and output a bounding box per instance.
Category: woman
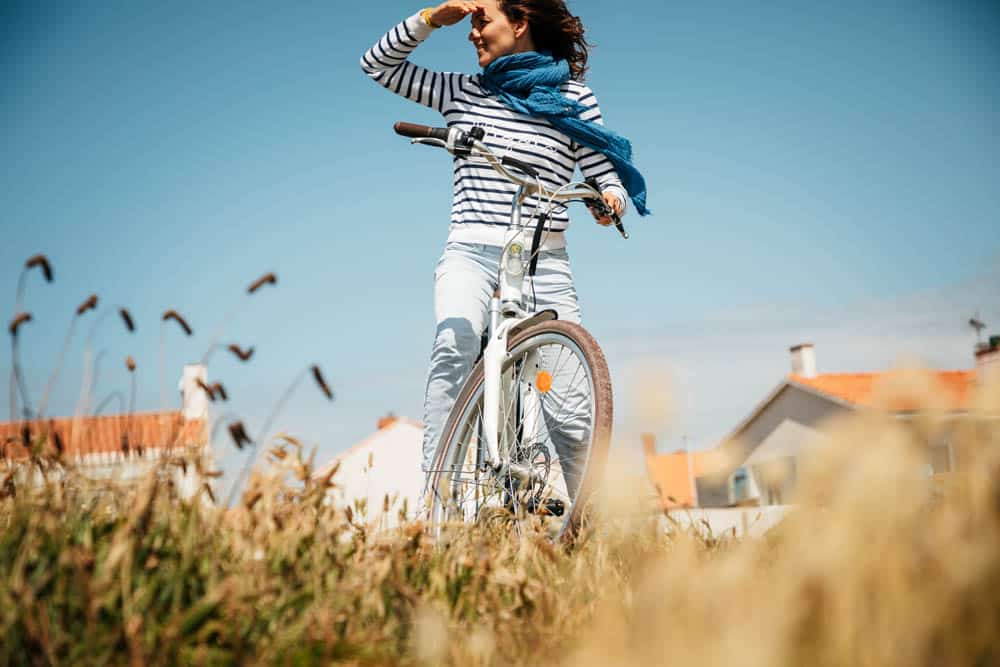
[361,0,649,485]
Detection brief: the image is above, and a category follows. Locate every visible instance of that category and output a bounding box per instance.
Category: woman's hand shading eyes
[429,1,483,27]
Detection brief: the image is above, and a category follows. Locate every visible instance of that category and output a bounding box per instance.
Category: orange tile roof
[790,371,976,411]
[645,449,723,509]
[0,411,207,461]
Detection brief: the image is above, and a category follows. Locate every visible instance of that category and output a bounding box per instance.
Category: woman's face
[468,0,526,68]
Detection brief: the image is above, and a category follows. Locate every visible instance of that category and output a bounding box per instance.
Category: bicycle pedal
[526,496,565,517]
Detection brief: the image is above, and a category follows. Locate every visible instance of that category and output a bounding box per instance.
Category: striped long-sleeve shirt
[361,12,628,247]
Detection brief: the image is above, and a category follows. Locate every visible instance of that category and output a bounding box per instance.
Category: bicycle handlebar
[394,121,628,239]
[393,121,450,142]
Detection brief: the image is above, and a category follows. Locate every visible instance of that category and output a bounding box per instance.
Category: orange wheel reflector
[535,370,553,393]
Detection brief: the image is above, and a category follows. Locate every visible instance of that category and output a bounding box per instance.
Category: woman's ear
[512,19,530,40]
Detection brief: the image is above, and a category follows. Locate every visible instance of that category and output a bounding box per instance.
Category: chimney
[790,343,817,378]
[377,413,398,430]
[976,336,1000,383]
[178,363,209,420]
[641,433,657,457]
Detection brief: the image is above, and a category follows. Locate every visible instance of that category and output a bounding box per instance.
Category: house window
[929,443,952,474]
[731,468,748,503]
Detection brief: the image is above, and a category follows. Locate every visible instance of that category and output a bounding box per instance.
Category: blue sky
[3,0,999,481]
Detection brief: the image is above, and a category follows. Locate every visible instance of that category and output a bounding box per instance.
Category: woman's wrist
[420,7,442,28]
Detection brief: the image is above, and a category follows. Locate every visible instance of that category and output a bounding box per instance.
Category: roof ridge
[0,409,184,428]
[792,369,974,380]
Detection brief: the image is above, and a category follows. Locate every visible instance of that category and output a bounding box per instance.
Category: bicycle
[394,121,628,542]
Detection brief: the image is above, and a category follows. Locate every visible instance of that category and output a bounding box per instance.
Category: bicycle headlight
[505,243,525,276]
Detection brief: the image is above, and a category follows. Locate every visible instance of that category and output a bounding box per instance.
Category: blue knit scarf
[480,51,650,216]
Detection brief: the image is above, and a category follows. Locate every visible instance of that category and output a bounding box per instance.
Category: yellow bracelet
[421,7,441,28]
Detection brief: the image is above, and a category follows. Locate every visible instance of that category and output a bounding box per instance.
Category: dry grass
[5,249,999,664]
[1,374,998,666]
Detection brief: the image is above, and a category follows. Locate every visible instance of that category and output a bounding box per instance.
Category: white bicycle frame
[410,130,618,505]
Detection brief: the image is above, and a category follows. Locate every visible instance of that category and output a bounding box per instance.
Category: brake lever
[584,177,628,239]
[411,137,449,149]
[583,200,628,239]
[412,136,476,158]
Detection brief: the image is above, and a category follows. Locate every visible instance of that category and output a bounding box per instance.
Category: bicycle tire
[427,319,613,543]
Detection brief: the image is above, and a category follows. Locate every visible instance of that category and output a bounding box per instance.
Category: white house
[692,343,989,508]
[313,415,424,527]
[0,363,214,499]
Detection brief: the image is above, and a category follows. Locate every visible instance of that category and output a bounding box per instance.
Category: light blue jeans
[421,242,589,491]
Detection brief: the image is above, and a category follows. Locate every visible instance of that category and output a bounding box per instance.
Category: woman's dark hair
[499,0,590,79]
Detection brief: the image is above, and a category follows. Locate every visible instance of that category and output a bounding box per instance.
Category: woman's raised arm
[359,4,479,113]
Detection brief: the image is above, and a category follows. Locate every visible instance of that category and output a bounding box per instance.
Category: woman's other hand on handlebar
[591,191,624,226]
[428,1,483,27]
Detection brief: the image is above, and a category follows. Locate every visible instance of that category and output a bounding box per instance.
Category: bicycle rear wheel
[426,320,612,542]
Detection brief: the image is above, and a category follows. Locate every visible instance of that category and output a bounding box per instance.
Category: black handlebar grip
[394,121,450,142]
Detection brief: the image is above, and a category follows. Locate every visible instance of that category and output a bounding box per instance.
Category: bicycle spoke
[541,352,591,495]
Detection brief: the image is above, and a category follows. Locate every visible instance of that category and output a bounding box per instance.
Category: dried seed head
[244,490,262,509]
[25,254,53,282]
[0,472,14,497]
[8,312,31,337]
[227,344,254,362]
[162,310,193,336]
[345,505,354,523]
[195,378,216,402]
[21,425,31,448]
[311,364,334,401]
[121,432,130,454]
[76,294,98,316]
[49,422,64,455]
[211,382,228,401]
[228,421,252,450]
[126,356,137,372]
[247,272,277,294]
[318,460,341,488]
[119,308,135,332]
[203,483,216,504]
[203,469,223,478]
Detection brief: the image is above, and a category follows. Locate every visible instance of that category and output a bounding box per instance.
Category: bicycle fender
[509,309,558,339]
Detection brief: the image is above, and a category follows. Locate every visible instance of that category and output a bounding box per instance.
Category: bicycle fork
[482,293,508,471]
[481,297,551,491]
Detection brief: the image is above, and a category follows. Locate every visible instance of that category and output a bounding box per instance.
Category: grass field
[2,372,999,666]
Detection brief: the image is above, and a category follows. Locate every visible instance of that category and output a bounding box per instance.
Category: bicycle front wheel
[426,320,612,542]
